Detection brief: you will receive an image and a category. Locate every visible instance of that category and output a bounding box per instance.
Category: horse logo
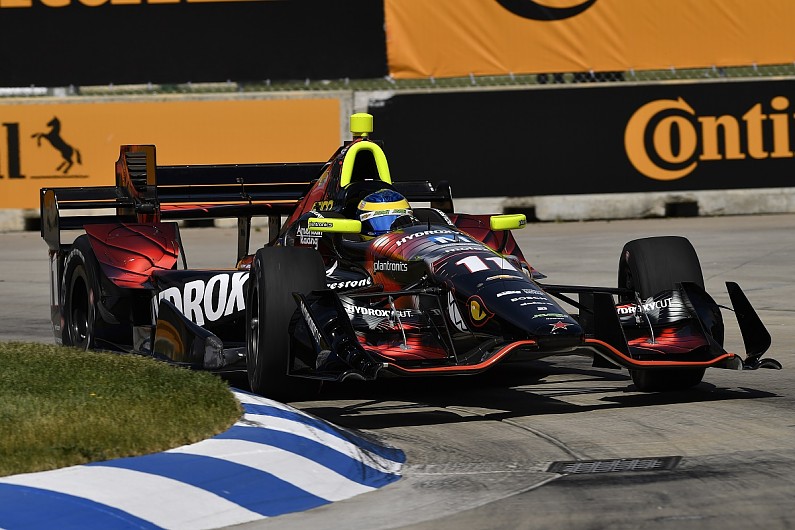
[31,117,82,174]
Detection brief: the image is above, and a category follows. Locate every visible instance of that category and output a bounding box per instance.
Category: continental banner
[385,0,795,78]
[366,80,795,197]
[0,97,339,209]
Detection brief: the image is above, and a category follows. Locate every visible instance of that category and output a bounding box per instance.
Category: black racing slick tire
[246,246,325,400]
[618,236,706,392]
[61,235,126,350]
[617,236,704,302]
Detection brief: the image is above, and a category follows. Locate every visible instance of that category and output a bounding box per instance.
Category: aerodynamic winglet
[725,282,775,363]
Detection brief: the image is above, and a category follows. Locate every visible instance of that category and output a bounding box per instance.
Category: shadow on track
[293,360,778,431]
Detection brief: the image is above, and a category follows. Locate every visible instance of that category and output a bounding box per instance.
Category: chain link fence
[3,63,795,98]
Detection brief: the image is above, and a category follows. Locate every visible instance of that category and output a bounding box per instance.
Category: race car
[40,113,781,399]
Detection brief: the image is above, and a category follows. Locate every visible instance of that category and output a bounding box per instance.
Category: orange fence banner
[385,0,795,78]
[0,97,340,209]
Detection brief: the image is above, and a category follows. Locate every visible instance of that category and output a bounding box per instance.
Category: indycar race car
[40,113,781,399]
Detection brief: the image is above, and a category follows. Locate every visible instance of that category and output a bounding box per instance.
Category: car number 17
[455,255,518,273]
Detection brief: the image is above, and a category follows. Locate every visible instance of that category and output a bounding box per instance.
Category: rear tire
[61,236,99,350]
[246,246,325,400]
[618,236,706,391]
[61,235,127,350]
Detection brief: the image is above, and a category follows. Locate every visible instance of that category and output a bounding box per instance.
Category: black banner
[368,80,795,197]
[0,0,386,87]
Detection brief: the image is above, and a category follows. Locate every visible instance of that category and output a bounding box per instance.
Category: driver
[356,189,413,239]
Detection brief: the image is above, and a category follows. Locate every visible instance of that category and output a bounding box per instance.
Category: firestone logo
[625,96,795,181]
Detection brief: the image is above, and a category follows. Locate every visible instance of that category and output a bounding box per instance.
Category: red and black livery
[41,115,781,399]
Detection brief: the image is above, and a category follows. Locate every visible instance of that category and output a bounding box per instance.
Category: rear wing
[41,144,326,250]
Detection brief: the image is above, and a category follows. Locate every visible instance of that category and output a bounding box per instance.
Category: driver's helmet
[356,189,412,238]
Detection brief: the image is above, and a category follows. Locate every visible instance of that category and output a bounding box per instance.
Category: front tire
[246,247,325,399]
[618,236,703,301]
[618,236,706,391]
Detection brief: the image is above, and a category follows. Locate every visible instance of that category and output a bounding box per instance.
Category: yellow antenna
[350,113,373,138]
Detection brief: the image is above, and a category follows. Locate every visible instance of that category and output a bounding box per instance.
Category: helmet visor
[360,208,412,235]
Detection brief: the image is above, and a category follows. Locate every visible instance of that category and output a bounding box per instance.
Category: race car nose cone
[534,323,585,350]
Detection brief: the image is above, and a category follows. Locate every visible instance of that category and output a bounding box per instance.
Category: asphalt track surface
[2,214,794,529]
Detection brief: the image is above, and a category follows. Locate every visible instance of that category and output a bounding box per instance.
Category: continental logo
[625,96,794,181]
[496,0,597,21]
[0,0,266,7]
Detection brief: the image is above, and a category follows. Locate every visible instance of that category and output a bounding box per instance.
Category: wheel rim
[69,275,91,349]
[71,306,88,345]
[248,285,260,370]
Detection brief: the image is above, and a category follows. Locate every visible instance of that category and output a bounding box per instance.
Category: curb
[0,390,405,529]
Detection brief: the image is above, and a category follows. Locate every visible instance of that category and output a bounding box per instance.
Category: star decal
[550,321,570,332]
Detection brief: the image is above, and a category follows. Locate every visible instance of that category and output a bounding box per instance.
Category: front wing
[283,282,781,382]
[147,279,781,378]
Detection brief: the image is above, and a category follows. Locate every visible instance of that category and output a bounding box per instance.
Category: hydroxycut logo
[396,230,456,247]
[616,297,673,315]
[158,272,248,326]
[345,305,413,319]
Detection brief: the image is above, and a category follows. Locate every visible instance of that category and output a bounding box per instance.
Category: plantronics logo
[374,260,408,273]
[496,0,597,21]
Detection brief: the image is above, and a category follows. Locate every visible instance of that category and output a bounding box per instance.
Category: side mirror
[489,214,527,231]
[308,217,362,234]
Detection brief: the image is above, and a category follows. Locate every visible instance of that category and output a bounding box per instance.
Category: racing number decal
[313,200,334,211]
[456,255,517,273]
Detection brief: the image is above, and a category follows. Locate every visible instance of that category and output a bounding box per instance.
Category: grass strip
[0,342,242,477]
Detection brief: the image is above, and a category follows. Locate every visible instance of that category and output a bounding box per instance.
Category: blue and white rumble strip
[0,390,405,529]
